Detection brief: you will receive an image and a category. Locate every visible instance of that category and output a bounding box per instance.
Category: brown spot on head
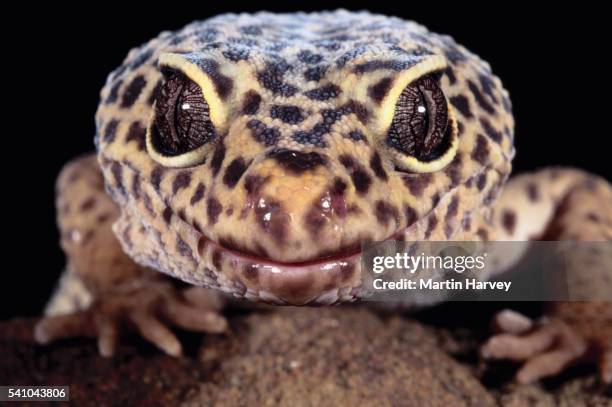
[330,178,348,218]
[304,84,341,101]
[480,117,503,144]
[121,75,147,108]
[424,215,438,239]
[471,134,490,165]
[142,193,155,217]
[444,154,461,188]
[340,155,372,195]
[304,206,327,238]
[501,209,517,235]
[110,161,125,194]
[254,198,289,245]
[210,143,226,176]
[304,178,348,238]
[446,196,459,220]
[402,173,432,197]
[247,119,281,146]
[162,206,173,224]
[444,67,457,84]
[241,90,262,115]
[192,220,203,234]
[177,208,187,223]
[151,166,166,191]
[431,192,441,207]
[345,100,370,124]
[103,119,119,143]
[449,95,473,118]
[223,158,249,188]
[172,171,191,194]
[131,172,141,199]
[468,80,495,115]
[207,197,223,225]
[267,148,327,174]
[368,77,394,103]
[375,201,400,227]
[403,205,418,226]
[106,79,123,104]
[270,104,305,124]
[369,152,388,180]
[190,183,206,206]
[244,175,267,195]
[148,79,162,105]
[476,172,487,191]
[125,121,146,151]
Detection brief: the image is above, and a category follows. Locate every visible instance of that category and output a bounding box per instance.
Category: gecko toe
[130,310,183,357]
[161,297,227,333]
[34,312,95,344]
[482,313,588,383]
[492,309,534,334]
[516,348,580,383]
[96,315,119,357]
[36,279,228,357]
[181,286,225,310]
[482,322,557,361]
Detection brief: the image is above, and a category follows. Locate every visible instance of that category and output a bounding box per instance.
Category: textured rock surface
[0,306,609,406]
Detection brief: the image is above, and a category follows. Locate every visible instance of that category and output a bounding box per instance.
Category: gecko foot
[34,280,227,357]
[481,309,589,384]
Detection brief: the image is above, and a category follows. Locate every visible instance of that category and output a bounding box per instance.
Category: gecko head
[95,11,514,305]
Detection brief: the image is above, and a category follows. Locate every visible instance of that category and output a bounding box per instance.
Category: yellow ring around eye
[145,121,213,168]
[158,52,228,133]
[377,55,447,134]
[388,107,459,173]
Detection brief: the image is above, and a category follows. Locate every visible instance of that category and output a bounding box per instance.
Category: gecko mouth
[199,221,416,268]
[191,222,419,305]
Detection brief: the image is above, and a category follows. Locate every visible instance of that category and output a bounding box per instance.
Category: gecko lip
[197,232,362,305]
[192,222,418,305]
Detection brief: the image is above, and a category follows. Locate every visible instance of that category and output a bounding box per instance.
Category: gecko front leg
[35,155,227,356]
[480,168,612,384]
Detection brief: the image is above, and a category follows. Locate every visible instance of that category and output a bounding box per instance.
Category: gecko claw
[34,280,227,357]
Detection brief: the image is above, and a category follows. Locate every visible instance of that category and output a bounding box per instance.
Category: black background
[3,4,608,319]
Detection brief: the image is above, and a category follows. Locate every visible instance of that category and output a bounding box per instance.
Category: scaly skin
[35,11,611,383]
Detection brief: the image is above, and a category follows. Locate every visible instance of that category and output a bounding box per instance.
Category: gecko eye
[386,74,458,172]
[146,70,217,167]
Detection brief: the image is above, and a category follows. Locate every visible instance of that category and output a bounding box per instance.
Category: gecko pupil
[387,75,450,161]
[150,71,216,156]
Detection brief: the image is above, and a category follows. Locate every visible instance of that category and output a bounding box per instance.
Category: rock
[0,306,609,406]
[187,307,495,406]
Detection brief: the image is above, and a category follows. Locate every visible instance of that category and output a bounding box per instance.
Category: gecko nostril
[266,148,328,174]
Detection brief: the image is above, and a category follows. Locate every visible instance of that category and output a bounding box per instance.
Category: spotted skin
[37,11,611,383]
